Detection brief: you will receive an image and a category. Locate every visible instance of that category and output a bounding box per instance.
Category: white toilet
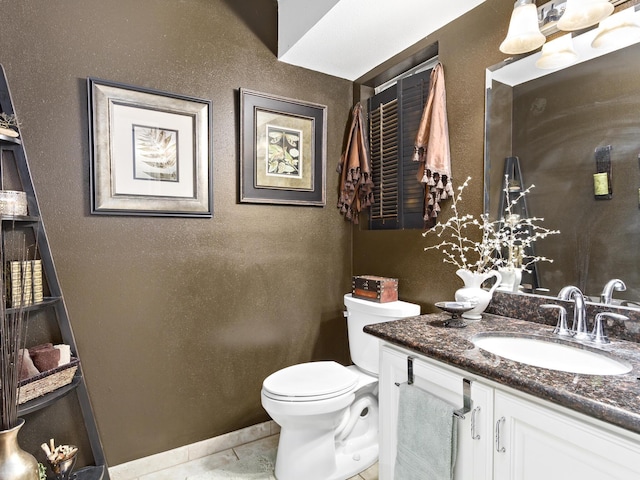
[261,293,420,480]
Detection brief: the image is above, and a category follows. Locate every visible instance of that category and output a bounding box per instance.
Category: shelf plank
[0,133,21,144]
[0,214,38,222]
[7,296,62,314]
[74,465,106,480]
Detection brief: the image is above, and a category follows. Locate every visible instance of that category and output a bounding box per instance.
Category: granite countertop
[364,313,640,435]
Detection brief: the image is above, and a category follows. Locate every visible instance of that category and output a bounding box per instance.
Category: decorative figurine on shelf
[0,112,20,138]
[41,440,77,480]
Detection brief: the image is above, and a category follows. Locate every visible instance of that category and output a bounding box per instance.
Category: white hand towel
[54,344,72,366]
[394,383,458,480]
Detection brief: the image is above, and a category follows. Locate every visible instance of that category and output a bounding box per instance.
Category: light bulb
[536,34,578,69]
[591,7,640,49]
[558,0,614,31]
[500,0,546,55]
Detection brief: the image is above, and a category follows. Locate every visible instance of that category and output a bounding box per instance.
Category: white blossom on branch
[423,176,560,274]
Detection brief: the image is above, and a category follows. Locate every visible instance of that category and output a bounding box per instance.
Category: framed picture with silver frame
[88,78,212,217]
[240,88,326,206]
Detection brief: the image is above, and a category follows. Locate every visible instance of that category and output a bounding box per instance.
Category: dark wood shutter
[369,88,399,228]
[368,69,432,230]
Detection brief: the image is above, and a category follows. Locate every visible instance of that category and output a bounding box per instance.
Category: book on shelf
[5,259,43,307]
[32,259,43,303]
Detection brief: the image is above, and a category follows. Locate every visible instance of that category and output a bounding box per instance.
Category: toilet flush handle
[343,311,349,318]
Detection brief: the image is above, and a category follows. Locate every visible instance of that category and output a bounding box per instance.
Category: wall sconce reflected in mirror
[500,0,546,55]
[557,0,614,31]
[591,7,640,49]
[535,33,578,69]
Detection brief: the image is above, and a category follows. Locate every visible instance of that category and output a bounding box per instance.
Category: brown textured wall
[353,0,513,310]
[0,0,353,466]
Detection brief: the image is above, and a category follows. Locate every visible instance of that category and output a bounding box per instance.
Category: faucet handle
[541,304,571,337]
[591,312,628,344]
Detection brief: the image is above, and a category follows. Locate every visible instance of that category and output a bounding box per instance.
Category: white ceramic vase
[454,269,502,320]
[497,267,522,293]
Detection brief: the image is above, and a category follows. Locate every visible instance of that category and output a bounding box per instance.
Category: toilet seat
[262,361,358,402]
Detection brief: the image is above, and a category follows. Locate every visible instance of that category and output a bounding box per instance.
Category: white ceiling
[276,0,487,81]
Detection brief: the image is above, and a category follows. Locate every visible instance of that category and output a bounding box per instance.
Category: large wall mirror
[485,24,640,308]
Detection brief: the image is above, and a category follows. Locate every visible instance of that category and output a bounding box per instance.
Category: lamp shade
[535,34,578,69]
[591,7,640,49]
[500,0,546,55]
[557,0,614,31]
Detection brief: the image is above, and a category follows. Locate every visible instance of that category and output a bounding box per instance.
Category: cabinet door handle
[471,406,481,440]
[495,416,506,453]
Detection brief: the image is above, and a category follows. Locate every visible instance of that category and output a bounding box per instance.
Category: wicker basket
[18,358,79,404]
[0,190,27,216]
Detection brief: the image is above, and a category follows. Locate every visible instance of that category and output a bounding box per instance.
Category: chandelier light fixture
[499,0,640,64]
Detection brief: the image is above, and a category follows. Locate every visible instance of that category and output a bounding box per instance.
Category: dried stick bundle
[0,225,38,430]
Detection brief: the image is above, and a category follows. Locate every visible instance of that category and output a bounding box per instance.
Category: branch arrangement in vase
[423,176,560,275]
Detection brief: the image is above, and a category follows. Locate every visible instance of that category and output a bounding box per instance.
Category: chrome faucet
[600,279,626,305]
[558,286,589,340]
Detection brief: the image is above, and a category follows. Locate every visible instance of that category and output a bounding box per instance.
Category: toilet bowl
[261,294,420,480]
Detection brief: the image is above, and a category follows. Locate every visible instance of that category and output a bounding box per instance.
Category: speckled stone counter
[364,312,640,435]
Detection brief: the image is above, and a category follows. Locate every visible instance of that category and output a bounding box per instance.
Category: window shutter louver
[369,97,399,228]
[367,68,432,230]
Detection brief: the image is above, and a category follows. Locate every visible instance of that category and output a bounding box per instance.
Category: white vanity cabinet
[493,389,640,480]
[379,344,494,480]
[379,342,640,480]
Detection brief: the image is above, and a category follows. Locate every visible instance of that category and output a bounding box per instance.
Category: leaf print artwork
[133,125,179,182]
[265,125,302,179]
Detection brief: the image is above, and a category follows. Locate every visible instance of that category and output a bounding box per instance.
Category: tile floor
[146,434,378,479]
[109,420,378,480]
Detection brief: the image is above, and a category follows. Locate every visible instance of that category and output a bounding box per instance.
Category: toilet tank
[344,293,420,375]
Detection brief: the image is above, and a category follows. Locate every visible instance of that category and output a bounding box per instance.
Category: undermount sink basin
[472,333,632,375]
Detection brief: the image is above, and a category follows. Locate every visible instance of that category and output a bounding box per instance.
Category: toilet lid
[263,361,358,401]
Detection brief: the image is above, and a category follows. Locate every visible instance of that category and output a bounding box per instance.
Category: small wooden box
[352,275,398,303]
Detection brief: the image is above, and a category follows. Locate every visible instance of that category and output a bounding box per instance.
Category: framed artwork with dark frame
[240,89,327,206]
[88,78,213,217]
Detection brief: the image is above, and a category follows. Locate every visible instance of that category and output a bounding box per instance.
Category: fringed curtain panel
[337,102,374,224]
[412,63,454,228]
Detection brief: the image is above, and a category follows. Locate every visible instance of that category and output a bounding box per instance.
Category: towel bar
[394,356,473,419]
[408,355,414,384]
[453,378,472,419]
[393,355,416,386]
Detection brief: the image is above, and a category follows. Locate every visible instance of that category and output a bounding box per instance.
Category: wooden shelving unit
[0,64,109,480]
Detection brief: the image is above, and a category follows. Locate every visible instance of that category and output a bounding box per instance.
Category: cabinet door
[494,390,640,480]
[379,345,493,480]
